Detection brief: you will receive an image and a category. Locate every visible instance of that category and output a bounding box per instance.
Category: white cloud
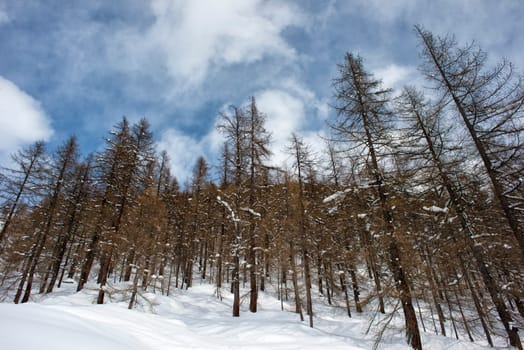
[256,83,328,168]
[257,89,306,167]
[372,64,418,91]
[156,122,230,184]
[0,9,9,25]
[0,3,9,26]
[156,128,204,184]
[352,0,417,23]
[158,81,329,184]
[345,1,523,68]
[111,0,304,89]
[0,76,53,161]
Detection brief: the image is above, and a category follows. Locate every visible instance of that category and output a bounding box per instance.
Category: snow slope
[0,282,499,350]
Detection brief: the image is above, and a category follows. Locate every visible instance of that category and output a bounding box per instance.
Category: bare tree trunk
[423,250,446,337]
[248,221,258,313]
[348,262,362,313]
[57,238,75,288]
[232,252,240,317]
[360,221,385,313]
[303,247,313,328]
[401,85,520,348]
[97,247,114,304]
[338,266,351,318]
[14,237,43,304]
[326,260,335,304]
[128,261,141,310]
[123,249,135,282]
[453,286,474,342]
[416,26,524,261]
[77,231,99,291]
[439,272,459,340]
[0,142,45,246]
[289,242,303,321]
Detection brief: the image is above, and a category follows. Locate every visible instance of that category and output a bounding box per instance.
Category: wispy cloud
[256,80,328,169]
[0,9,9,25]
[156,128,205,184]
[156,122,226,183]
[341,0,524,66]
[108,0,305,91]
[0,0,521,182]
[0,76,53,162]
[372,64,420,93]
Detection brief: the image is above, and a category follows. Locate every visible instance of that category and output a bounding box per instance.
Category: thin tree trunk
[0,144,44,245]
[348,262,362,313]
[57,239,74,288]
[423,249,446,337]
[232,252,240,317]
[97,247,114,304]
[440,275,459,340]
[453,286,474,342]
[456,249,493,346]
[416,298,426,333]
[360,222,385,313]
[406,86,520,348]
[14,238,41,304]
[416,26,524,261]
[303,247,313,328]
[324,260,332,305]
[249,221,258,313]
[167,258,174,296]
[289,242,303,321]
[338,267,351,318]
[128,261,141,310]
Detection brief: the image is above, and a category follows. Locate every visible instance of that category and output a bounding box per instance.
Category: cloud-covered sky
[0,0,522,182]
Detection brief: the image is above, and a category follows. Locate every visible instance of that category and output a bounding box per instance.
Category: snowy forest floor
[0,277,509,350]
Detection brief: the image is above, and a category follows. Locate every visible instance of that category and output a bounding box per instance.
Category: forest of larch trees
[1,27,523,350]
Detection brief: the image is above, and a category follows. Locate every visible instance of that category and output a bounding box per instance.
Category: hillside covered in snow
[0,280,501,350]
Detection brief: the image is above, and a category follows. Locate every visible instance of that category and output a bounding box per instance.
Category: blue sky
[0,0,522,183]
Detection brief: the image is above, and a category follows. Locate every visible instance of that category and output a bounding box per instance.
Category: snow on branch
[323,189,350,204]
[217,196,240,222]
[323,189,352,214]
[240,207,261,218]
[422,205,448,214]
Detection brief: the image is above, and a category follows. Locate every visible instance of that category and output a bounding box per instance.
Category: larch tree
[218,106,246,317]
[96,118,155,303]
[245,97,271,313]
[0,141,46,248]
[397,86,522,348]
[216,99,271,315]
[76,117,155,304]
[14,136,78,303]
[331,53,422,350]
[415,26,524,262]
[187,156,210,288]
[76,118,134,292]
[288,133,316,327]
[44,156,94,294]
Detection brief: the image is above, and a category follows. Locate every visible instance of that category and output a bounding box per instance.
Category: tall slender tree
[245,97,271,313]
[44,157,93,293]
[15,136,78,303]
[331,53,422,350]
[397,86,521,349]
[218,106,246,317]
[415,26,524,262]
[288,133,315,328]
[96,118,155,303]
[0,141,46,247]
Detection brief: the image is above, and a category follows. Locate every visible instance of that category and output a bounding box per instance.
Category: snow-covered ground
[0,281,500,349]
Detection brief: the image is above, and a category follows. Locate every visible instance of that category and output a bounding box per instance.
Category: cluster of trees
[0,27,522,349]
